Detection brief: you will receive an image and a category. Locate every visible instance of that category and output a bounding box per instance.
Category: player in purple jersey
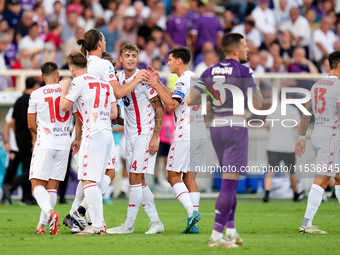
[188,33,262,248]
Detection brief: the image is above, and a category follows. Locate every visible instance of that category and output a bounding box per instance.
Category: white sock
[98,175,111,195]
[302,184,324,227]
[34,185,52,216]
[70,181,85,214]
[211,230,223,241]
[189,192,200,212]
[335,185,340,204]
[83,183,103,227]
[125,184,143,228]
[226,228,237,237]
[172,182,193,217]
[142,184,160,222]
[104,184,113,199]
[121,177,129,193]
[38,189,57,225]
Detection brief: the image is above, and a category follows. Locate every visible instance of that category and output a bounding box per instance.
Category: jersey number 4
[89,82,110,108]
[45,96,70,123]
[314,88,326,114]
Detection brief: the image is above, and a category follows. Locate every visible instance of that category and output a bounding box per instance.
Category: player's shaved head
[221,33,244,56]
[67,52,87,69]
[41,62,58,78]
[328,50,340,70]
[120,43,139,55]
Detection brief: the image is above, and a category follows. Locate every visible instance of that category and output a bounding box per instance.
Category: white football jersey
[311,76,340,130]
[87,55,117,83]
[118,69,158,139]
[66,74,116,138]
[172,70,206,141]
[28,83,72,150]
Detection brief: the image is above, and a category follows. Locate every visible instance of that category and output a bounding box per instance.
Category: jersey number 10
[45,96,70,123]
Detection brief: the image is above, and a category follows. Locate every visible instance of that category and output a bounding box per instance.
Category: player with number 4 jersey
[295,50,340,235]
[28,62,75,235]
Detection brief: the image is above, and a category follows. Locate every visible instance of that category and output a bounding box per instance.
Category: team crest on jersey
[122,96,131,107]
[43,128,51,135]
[92,112,98,122]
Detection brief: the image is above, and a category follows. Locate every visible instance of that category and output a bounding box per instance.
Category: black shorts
[267,151,296,173]
[158,142,171,157]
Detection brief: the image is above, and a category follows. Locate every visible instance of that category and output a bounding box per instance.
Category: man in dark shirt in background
[3,77,39,205]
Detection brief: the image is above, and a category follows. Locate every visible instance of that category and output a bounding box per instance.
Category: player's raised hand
[71,139,81,156]
[149,136,159,155]
[144,76,159,89]
[59,79,71,91]
[136,69,150,83]
[295,139,305,157]
[147,65,160,81]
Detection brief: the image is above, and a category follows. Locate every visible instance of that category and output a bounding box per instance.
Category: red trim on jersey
[176,191,189,199]
[131,90,142,135]
[83,184,97,190]
[173,111,177,123]
[65,98,74,103]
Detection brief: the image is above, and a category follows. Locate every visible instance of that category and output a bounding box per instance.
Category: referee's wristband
[298,135,306,141]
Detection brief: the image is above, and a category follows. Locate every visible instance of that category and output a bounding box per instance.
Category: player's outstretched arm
[60,80,73,111]
[294,100,312,157]
[149,95,164,155]
[112,70,150,99]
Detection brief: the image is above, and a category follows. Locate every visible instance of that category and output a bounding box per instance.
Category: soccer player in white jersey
[60,52,117,235]
[145,47,207,233]
[295,50,340,234]
[27,62,74,235]
[106,43,165,234]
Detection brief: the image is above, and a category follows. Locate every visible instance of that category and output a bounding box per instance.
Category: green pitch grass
[0,197,339,255]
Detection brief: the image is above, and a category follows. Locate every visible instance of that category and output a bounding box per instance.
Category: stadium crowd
[1,0,340,90]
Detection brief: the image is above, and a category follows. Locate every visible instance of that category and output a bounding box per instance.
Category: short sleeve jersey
[198,59,257,116]
[172,70,206,141]
[311,76,340,129]
[65,74,116,138]
[28,83,72,150]
[118,69,158,139]
[87,55,117,83]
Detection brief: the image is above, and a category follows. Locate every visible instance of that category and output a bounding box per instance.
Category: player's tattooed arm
[149,95,164,155]
[251,89,263,110]
[295,100,312,157]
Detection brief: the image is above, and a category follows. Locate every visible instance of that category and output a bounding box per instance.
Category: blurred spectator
[2,26,17,68]
[187,0,200,29]
[78,4,96,32]
[138,38,159,66]
[259,50,270,71]
[100,15,119,55]
[251,0,276,37]
[268,56,286,72]
[32,1,48,41]
[11,49,32,86]
[151,57,167,84]
[62,10,78,43]
[153,0,167,30]
[165,0,189,48]
[13,10,34,44]
[137,12,161,48]
[231,16,261,53]
[45,21,63,50]
[0,33,12,89]
[274,0,293,30]
[151,26,164,46]
[194,41,214,67]
[18,22,44,54]
[225,0,249,23]
[88,0,105,26]
[104,0,119,24]
[223,10,236,33]
[62,26,84,66]
[141,0,157,19]
[124,1,145,27]
[301,0,322,20]
[304,8,319,33]
[194,50,219,76]
[158,41,169,66]
[288,47,318,74]
[34,42,59,68]
[319,56,330,74]
[119,16,137,45]
[279,30,295,67]
[281,7,311,58]
[248,53,265,74]
[47,0,66,25]
[190,1,223,57]
[312,16,338,64]
[3,0,23,28]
